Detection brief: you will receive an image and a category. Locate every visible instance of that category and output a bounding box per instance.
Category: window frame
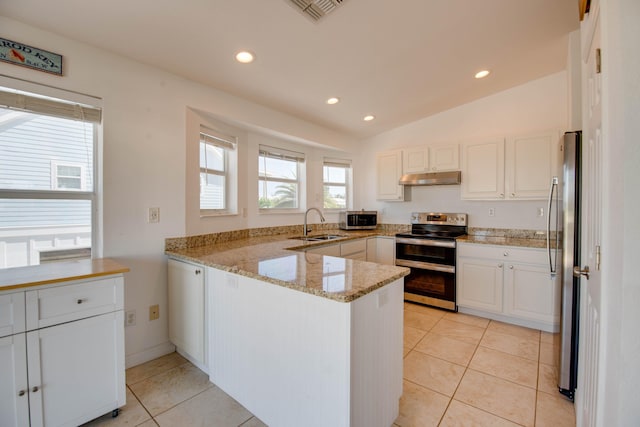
[199,127,236,216]
[258,144,305,212]
[51,161,86,191]
[0,86,100,268]
[322,157,352,211]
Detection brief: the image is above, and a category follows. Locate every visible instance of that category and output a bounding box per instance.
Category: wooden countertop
[0,258,130,292]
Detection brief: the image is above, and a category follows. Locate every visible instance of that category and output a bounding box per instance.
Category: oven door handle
[395,237,456,248]
[395,259,455,274]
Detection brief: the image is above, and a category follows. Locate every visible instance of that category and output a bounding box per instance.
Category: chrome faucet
[304,207,326,236]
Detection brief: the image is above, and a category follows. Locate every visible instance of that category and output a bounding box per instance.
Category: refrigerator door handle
[547,176,559,275]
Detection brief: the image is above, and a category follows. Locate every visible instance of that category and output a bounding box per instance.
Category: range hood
[398,170,461,186]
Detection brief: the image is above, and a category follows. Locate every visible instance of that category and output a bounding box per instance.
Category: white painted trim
[125,341,176,369]
[458,306,559,333]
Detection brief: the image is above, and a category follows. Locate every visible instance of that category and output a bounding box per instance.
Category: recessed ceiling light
[235,51,255,64]
[363,115,375,122]
[475,70,491,79]
[326,97,340,105]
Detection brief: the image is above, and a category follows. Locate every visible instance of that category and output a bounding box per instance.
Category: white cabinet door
[0,292,25,338]
[461,139,505,199]
[504,262,560,324]
[306,244,340,256]
[366,237,396,264]
[26,311,124,427]
[402,145,459,173]
[430,144,459,171]
[402,147,429,173]
[168,259,205,367]
[457,256,504,313]
[505,132,560,199]
[376,150,405,201]
[0,334,29,427]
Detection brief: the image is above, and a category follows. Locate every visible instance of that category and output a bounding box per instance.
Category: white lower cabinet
[0,332,29,427]
[457,257,504,313]
[457,242,560,332]
[305,243,340,256]
[340,239,367,260]
[168,259,206,371]
[0,276,125,427]
[366,237,395,265]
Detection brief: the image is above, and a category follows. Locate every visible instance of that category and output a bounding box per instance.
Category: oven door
[396,260,456,311]
[396,238,457,311]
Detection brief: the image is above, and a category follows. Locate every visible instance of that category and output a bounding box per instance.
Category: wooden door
[576,4,603,426]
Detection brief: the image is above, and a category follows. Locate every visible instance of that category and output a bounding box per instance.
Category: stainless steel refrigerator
[547,130,581,401]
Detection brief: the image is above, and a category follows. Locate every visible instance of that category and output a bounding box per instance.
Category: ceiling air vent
[288,0,346,22]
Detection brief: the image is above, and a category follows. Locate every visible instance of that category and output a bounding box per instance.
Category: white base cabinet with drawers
[457,242,560,332]
[0,275,125,427]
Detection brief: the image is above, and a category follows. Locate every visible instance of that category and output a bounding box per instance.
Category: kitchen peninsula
[165,228,409,427]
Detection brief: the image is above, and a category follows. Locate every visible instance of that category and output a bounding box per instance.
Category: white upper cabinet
[430,144,460,171]
[461,131,560,200]
[505,132,561,199]
[461,138,506,199]
[402,147,429,174]
[402,144,459,174]
[376,150,405,201]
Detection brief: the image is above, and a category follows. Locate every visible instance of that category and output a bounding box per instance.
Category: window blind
[259,144,305,163]
[0,90,102,123]
[200,126,236,150]
[323,157,352,168]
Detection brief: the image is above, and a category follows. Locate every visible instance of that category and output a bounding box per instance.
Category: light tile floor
[84,302,575,427]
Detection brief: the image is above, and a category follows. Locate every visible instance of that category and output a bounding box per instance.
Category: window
[52,162,85,190]
[323,158,351,210]
[0,88,100,269]
[199,127,236,213]
[258,145,304,210]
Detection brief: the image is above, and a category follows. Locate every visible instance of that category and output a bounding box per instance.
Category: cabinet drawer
[26,276,124,330]
[0,292,26,337]
[340,239,367,256]
[457,243,546,264]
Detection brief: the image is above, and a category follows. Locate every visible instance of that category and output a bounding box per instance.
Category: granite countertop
[166,230,409,303]
[457,235,550,249]
[0,258,130,292]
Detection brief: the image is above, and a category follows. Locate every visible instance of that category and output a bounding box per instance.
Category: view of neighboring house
[0,107,94,268]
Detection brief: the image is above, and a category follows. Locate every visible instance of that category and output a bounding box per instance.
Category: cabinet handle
[18,390,26,397]
[31,386,39,393]
[195,269,201,275]
[500,193,504,198]
[498,264,503,268]
[509,265,514,269]
[76,298,87,304]
[511,193,515,197]
[503,252,509,257]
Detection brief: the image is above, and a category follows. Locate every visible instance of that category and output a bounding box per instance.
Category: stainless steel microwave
[339,210,378,230]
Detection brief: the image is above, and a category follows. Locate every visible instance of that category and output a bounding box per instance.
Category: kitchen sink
[292,234,346,242]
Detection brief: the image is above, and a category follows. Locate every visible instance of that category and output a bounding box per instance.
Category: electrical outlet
[148,207,160,223]
[489,208,495,217]
[538,207,544,217]
[125,310,136,327]
[149,304,159,321]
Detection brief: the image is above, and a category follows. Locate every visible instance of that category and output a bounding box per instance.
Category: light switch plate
[148,207,160,223]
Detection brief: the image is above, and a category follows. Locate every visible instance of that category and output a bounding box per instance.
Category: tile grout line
[126,384,156,426]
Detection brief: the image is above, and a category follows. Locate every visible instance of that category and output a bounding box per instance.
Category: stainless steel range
[395,212,468,311]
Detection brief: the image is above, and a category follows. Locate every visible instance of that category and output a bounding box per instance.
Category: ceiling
[0,0,580,139]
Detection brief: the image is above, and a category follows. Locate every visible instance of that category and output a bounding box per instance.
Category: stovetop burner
[396,212,468,240]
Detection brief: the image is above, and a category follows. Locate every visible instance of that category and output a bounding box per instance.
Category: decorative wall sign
[0,37,63,76]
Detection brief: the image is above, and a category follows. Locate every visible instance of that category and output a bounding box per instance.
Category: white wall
[0,16,358,365]
[354,72,569,230]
